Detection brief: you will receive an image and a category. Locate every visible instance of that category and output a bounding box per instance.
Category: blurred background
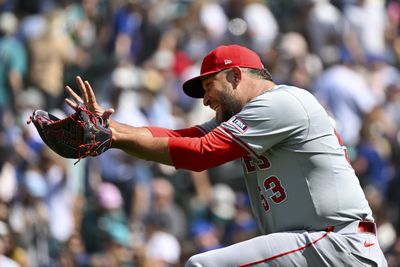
[0,0,399,266]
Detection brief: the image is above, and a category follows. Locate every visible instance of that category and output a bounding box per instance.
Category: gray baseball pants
[185,221,387,267]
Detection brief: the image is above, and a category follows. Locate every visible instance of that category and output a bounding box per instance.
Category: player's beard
[218,92,243,123]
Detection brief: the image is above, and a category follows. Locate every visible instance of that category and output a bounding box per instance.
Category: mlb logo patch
[228,116,248,133]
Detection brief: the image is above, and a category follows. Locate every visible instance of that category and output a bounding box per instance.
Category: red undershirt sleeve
[168,127,248,172]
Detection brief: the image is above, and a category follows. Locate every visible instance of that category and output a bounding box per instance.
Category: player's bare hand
[65,76,114,120]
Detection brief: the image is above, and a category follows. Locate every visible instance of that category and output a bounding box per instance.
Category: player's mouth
[210,104,220,111]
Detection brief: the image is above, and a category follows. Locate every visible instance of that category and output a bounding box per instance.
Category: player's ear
[231,66,242,87]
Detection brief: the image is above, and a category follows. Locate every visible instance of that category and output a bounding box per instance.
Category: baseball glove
[28,104,112,163]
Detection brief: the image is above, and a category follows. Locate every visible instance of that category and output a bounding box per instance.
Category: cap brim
[182,69,222,98]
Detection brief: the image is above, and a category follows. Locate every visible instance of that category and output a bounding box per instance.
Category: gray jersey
[200,85,373,234]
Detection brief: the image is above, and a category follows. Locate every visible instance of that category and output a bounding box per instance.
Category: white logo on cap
[224,59,232,65]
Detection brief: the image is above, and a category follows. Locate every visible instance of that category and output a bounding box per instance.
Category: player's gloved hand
[28,76,115,163]
[28,103,112,163]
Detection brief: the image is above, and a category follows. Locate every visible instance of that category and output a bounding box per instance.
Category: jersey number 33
[243,155,287,212]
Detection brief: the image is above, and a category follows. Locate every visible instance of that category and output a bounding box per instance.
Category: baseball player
[65,45,387,266]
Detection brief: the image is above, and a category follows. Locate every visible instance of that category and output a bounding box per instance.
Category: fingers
[75,76,98,105]
[65,76,109,117]
[65,76,95,106]
[103,108,115,120]
[65,98,78,110]
[84,80,98,104]
[65,85,83,103]
[65,85,83,110]
[76,76,89,103]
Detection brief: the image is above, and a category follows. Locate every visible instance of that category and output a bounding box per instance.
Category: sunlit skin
[201,67,275,123]
[201,69,243,123]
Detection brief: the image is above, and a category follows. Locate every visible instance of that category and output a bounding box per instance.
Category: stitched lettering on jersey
[243,154,270,173]
[242,154,288,212]
[258,176,287,213]
[228,116,248,133]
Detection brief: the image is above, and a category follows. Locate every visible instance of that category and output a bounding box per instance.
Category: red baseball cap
[183,44,265,98]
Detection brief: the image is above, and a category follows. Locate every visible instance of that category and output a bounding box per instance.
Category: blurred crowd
[0,0,399,266]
